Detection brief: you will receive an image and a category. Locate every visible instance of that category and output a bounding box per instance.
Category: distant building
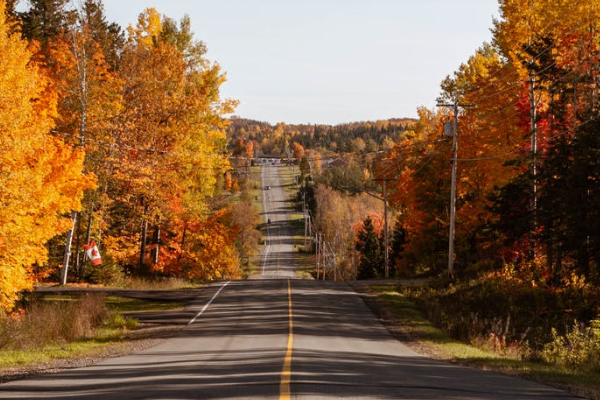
[327,158,348,169]
[256,155,281,165]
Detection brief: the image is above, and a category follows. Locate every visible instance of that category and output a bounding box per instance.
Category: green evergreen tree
[18,0,75,45]
[538,117,600,282]
[80,0,124,71]
[390,214,407,275]
[356,216,384,279]
[5,0,17,18]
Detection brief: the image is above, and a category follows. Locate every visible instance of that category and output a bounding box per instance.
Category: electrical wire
[457,117,595,162]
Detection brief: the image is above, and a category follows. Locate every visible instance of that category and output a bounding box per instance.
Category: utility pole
[383,179,389,278]
[447,102,459,281]
[437,100,472,280]
[382,179,390,278]
[315,232,321,280]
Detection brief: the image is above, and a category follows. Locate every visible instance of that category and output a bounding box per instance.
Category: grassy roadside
[276,165,317,279]
[0,293,185,377]
[360,284,600,400]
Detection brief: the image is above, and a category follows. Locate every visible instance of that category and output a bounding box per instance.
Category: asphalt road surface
[0,165,584,400]
[259,164,299,279]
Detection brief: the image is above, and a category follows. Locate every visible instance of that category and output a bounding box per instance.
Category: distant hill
[227,117,416,156]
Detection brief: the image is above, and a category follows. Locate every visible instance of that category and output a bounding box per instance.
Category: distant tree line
[227,117,414,157]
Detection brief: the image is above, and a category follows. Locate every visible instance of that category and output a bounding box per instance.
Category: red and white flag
[83,240,103,266]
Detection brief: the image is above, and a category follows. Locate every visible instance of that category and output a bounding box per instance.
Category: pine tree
[390,215,407,275]
[80,0,124,70]
[18,0,75,45]
[356,216,384,279]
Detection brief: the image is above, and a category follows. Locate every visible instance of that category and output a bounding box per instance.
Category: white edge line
[188,281,231,325]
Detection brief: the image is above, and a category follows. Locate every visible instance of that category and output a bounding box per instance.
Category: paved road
[0,165,584,399]
[0,279,582,399]
[258,164,298,279]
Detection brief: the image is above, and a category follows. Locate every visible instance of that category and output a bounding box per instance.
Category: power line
[437,101,473,280]
[457,117,595,162]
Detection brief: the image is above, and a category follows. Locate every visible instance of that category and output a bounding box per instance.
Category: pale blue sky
[100,0,499,124]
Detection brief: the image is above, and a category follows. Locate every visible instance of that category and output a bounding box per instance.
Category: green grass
[242,262,261,279]
[295,267,316,279]
[105,296,185,313]
[366,284,600,400]
[289,214,304,229]
[0,341,130,369]
[278,165,301,197]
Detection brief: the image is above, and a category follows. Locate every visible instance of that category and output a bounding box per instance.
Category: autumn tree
[371,0,600,282]
[229,200,262,265]
[41,5,125,279]
[311,184,382,278]
[100,8,235,275]
[0,0,94,312]
[491,0,600,281]
[292,141,305,160]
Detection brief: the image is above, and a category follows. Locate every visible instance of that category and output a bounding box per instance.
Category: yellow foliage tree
[0,1,94,313]
[100,8,236,275]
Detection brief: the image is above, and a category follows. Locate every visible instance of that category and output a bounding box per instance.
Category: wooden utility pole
[437,100,472,279]
[360,178,395,278]
[374,178,393,278]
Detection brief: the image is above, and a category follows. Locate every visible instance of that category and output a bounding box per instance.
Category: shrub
[85,258,125,286]
[542,319,600,372]
[404,276,599,357]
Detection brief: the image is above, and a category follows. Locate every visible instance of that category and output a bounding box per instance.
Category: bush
[85,258,125,286]
[542,319,600,372]
[404,276,599,357]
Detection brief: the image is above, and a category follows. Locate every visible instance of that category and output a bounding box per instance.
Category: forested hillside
[227,117,415,156]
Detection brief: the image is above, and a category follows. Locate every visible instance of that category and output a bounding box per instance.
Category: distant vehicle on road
[265,185,271,190]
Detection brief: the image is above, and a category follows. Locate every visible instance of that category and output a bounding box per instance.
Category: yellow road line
[280,279,293,400]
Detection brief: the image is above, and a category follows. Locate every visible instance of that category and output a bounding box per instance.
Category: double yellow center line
[280,279,294,400]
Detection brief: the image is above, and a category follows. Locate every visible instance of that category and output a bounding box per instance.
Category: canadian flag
[83,240,103,266]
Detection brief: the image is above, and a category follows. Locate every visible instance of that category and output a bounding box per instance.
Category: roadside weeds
[355,283,600,400]
[0,294,187,384]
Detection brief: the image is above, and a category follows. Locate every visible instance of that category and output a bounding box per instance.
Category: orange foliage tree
[99,9,236,275]
[377,0,600,281]
[0,1,94,313]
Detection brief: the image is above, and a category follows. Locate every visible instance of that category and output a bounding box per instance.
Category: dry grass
[108,276,193,291]
[0,294,108,350]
